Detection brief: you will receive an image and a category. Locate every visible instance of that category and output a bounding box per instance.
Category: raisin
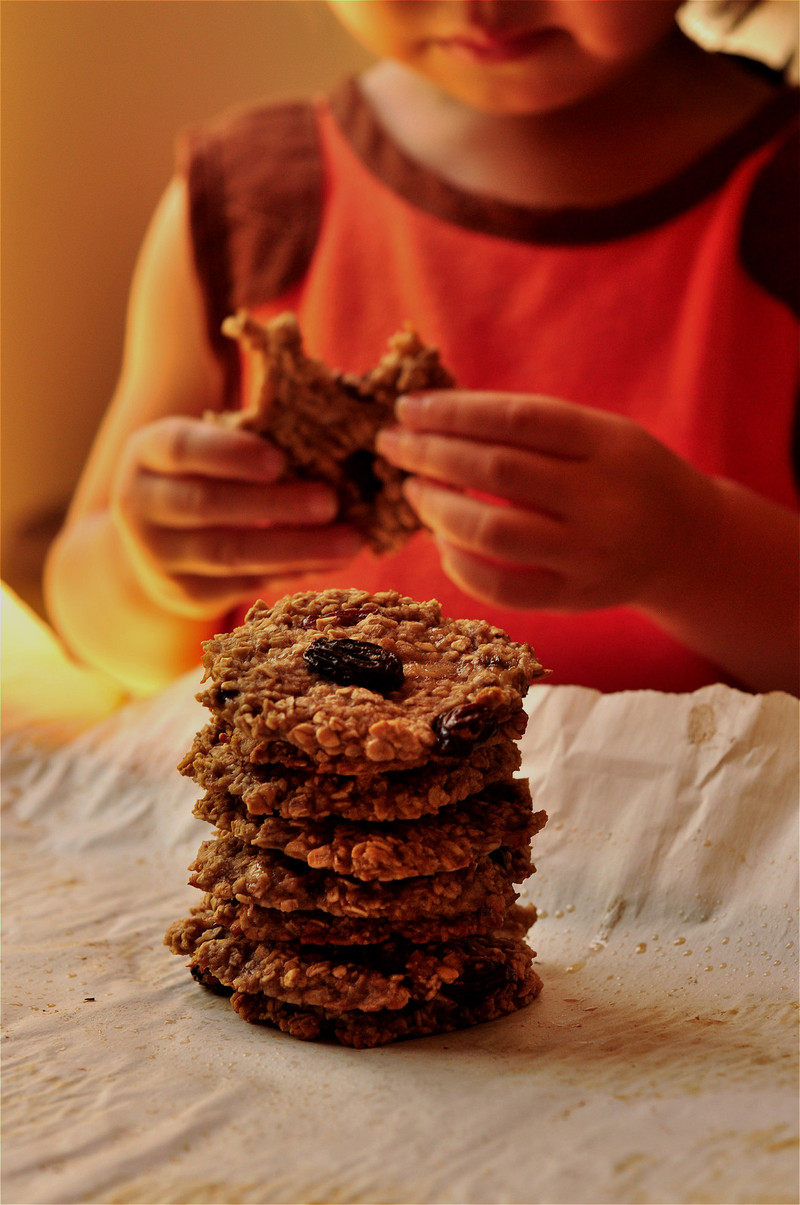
[303,638,404,693]
[432,701,498,754]
[216,687,240,703]
[343,449,382,503]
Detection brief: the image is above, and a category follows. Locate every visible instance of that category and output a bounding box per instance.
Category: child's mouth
[429,26,565,65]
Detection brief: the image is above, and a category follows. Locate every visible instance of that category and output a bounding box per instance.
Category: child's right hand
[110,415,363,619]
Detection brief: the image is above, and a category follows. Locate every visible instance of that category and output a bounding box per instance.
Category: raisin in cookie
[198,588,545,772]
[215,311,454,554]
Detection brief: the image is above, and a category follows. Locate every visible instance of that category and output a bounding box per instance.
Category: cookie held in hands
[215,311,454,554]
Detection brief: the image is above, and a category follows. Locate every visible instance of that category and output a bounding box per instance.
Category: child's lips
[429,26,564,64]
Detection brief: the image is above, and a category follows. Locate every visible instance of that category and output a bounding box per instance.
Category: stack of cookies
[165,588,548,1047]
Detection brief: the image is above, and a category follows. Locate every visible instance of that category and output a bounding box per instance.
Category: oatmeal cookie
[215,311,454,554]
[193,779,545,881]
[203,720,528,776]
[198,893,536,946]
[198,588,544,772]
[181,720,521,821]
[167,908,536,1014]
[188,832,532,920]
[230,964,542,1046]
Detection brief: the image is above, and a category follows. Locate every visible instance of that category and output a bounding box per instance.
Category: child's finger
[142,522,363,576]
[134,474,339,528]
[377,428,574,515]
[131,416,286,481]
[395,391,594,459]
[436,538,566,611]
[163,572,316,618]
[403,477,565,568]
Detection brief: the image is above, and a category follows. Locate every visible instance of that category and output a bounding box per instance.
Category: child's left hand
[375,390,708,613]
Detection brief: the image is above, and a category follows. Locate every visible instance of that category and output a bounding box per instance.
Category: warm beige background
[2,0,796,615]
[2,0,370,610]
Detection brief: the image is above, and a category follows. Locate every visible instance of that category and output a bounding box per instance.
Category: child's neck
[360,31,778,209]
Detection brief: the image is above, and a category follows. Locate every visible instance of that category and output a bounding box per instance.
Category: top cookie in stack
[198,588,543,771]
[167,588,548,1047]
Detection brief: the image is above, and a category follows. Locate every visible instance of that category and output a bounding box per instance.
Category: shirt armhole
[177,100,324,399]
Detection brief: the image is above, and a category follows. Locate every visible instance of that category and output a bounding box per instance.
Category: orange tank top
[180,74,799,691]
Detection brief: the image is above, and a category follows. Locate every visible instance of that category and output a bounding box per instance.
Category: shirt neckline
[327,74,798,245]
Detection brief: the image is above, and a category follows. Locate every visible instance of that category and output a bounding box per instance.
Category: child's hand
[376,391,705,613]
[111,416,363,618]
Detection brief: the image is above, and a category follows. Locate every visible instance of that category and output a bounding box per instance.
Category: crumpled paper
[2,670,797,1205]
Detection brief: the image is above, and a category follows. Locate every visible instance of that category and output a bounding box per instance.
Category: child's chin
[424,58,616,118]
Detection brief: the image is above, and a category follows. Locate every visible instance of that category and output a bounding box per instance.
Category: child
[45,0,798,696]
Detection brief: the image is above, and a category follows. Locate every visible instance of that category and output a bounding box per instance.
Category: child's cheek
[560,0,681,63]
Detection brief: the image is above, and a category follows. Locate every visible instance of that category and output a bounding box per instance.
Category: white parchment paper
[2,674,797,1205]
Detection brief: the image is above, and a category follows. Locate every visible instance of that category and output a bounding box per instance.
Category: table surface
[2,587,798,1205]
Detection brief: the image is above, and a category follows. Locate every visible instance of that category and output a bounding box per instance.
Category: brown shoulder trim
[330,77,799,246]
[178,101,323,388]
[740,122,799,316]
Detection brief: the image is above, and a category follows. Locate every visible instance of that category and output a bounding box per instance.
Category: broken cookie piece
[215,311,454,554]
